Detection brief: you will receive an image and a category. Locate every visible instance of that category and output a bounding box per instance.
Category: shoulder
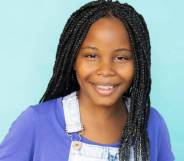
[0,98,66,160]
[11,98,59,125]
[30,97,60,114]
[149,107,163,121]
[1,97,64,145]
[29,97,65,127]
[8,97,64,135]
[148,107,168,138]
[148,107,175,161]
[148,107,168,130]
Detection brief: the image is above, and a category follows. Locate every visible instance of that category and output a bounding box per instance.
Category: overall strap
[62,91,131,133]
[62,91,83,133]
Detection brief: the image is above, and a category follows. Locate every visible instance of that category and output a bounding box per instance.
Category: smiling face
[74,17,135,107]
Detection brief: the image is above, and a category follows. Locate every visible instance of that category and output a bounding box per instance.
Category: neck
[76,91,128,144]
[77,91,128,124]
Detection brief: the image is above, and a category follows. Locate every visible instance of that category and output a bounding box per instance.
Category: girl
[0,0,174,161]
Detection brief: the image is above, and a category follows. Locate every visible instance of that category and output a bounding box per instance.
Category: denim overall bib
[62,92,134,161]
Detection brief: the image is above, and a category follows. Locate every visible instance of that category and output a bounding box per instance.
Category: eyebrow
[80,46,132,52]
[80,46,98,51]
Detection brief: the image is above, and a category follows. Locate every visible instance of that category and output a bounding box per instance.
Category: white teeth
[96,85,114,90]
[92,84,117,96]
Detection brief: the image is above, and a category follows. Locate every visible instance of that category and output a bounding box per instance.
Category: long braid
[40,2,112,101]
[39,3,100,101]
[39,1,151,161]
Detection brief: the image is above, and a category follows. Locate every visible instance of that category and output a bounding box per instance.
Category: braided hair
[39,0,151,160]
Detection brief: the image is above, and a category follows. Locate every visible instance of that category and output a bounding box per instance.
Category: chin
[90,95,120,107]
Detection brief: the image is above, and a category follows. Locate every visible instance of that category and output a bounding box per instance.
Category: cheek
[128,64,135,79]
[117,63,135,82]
[75,62,94,83]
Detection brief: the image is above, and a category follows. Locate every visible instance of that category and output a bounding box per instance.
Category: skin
[74,16,135,144]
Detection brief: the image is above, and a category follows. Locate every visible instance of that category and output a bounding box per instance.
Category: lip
[90,82,119,96]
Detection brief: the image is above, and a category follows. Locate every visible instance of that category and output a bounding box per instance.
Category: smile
[90,83,119,96]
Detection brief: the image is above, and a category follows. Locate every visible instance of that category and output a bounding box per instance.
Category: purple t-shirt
[0,97,175,161]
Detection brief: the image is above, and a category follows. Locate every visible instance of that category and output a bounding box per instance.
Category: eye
[83,54,97,59]
[114,56,128,63]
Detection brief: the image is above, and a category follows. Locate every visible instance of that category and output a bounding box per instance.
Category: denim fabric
[68,141,119,161]
[62,92,134,161]
[0,91,175,161]
[62,92,84,133]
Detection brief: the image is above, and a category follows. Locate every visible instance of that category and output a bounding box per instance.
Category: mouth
[90,82,120,96]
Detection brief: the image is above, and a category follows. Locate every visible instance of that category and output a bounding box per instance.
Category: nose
[97,60,115,77]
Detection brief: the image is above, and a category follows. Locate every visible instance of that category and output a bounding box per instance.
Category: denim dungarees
[62,92,134,161]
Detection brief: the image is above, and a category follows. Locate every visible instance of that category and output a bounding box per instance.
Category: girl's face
[74,17,134,107]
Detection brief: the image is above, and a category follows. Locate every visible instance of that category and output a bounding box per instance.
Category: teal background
[0,0,183,160]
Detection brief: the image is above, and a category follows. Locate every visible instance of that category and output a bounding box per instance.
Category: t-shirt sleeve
[156,110,175,161]
[0,106,36,161]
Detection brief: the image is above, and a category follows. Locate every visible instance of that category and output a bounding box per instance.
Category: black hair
[39,0,151,160]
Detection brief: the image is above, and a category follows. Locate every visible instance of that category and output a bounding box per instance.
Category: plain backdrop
[0,0,183,160]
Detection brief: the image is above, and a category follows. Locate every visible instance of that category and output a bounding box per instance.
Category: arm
[0,106,36,161]
[157,112,175,161]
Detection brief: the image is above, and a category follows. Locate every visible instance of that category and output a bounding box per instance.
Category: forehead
[80,17,131,49]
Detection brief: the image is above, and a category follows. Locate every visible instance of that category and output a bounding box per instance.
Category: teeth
[96,85,114,90]
[92,84,117,96]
